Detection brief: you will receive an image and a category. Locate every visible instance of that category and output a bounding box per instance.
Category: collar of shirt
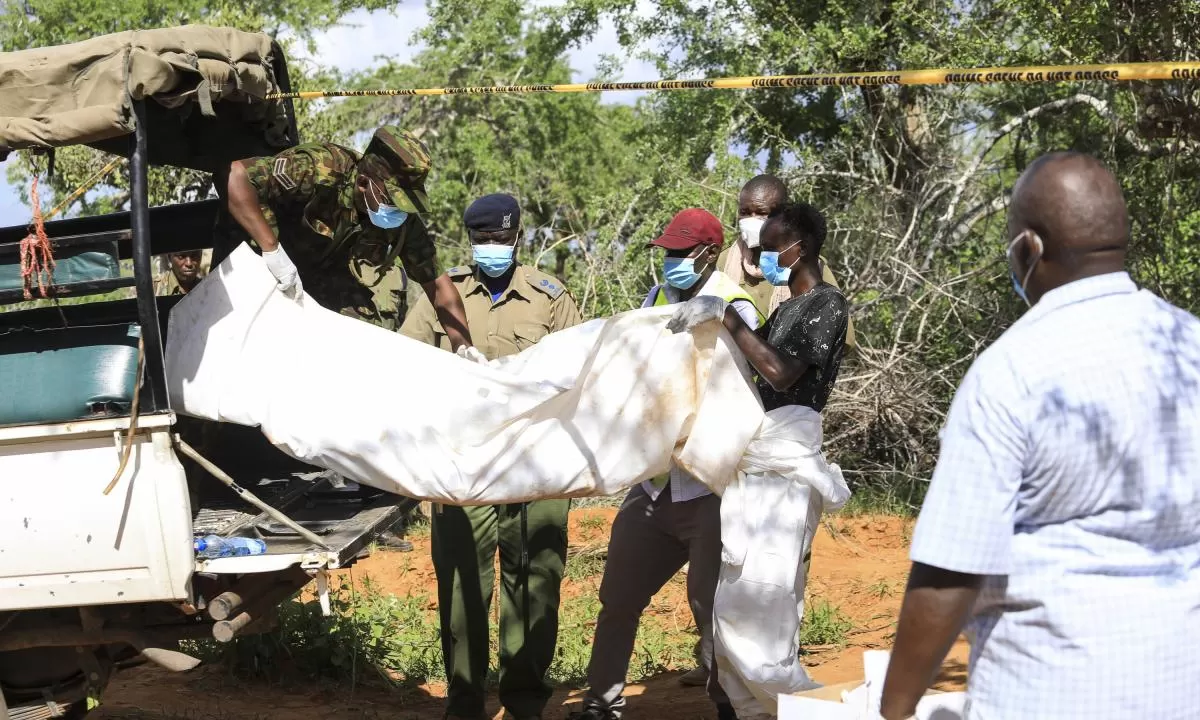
[1018,271,1136,326]
[460,264,536,305]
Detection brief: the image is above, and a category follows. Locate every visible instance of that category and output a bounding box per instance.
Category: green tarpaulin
[0,25,293,171]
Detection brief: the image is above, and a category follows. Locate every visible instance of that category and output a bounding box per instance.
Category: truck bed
[191,471,412,574]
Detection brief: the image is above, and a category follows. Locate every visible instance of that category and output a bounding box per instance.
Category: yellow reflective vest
[650,271,767,327]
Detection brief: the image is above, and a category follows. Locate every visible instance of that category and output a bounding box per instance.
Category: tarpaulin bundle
[165,244,851,710]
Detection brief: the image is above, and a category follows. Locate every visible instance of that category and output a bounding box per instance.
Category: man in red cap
[569,209,760,720]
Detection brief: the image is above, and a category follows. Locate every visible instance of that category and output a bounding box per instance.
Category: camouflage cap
[359,127,431,214]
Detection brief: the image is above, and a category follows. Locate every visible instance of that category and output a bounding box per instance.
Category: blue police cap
[464,193,521,233]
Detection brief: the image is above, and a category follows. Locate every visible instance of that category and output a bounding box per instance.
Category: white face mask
[738,217,766,248]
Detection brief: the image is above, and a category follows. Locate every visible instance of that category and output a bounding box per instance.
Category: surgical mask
[738,217,766,249]
[758,240,802,286]
[366,181,408,229]
[663,257,703,290]
[473,243,515,277]
[1007,231,1043,307]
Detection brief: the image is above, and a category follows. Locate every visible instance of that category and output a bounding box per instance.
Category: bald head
[1007,152,1128,303]
[739,174,789,218]
[1009,152,1129,257]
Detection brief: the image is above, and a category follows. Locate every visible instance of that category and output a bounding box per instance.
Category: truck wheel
[0,647,111,718]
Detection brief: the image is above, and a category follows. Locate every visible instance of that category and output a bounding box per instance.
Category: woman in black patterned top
[668,202,849,411]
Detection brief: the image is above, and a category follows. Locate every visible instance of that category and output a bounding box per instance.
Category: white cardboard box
[778,651,966,720]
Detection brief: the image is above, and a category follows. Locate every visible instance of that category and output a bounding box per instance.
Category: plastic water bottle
[194,535,267,558]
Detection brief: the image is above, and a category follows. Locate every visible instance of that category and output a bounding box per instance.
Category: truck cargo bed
[191,471,412,574]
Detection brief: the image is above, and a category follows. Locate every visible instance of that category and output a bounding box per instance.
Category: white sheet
[166,244,848,508]
[165,245,852,713]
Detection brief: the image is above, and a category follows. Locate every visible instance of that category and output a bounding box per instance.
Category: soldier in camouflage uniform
[217,126,473,343]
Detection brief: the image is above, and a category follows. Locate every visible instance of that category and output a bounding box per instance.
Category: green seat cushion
[0,323,141,427]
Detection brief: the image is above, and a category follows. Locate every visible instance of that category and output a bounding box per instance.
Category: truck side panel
[0,416,192,610]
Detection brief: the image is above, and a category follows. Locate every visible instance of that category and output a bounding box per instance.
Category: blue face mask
[758,240,803,286]
[663,257,703,290]
[368,205,408,229]
[366,180,409,229]
[758,252,789,286]
[473,244,516,278]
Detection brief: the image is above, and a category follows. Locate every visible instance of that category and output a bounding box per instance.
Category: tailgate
[191,472,413,575]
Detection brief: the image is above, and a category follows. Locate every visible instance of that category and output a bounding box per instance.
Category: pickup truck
[0,27,408,718]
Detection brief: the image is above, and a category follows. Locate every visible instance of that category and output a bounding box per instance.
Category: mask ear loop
[1012,230,1043,292]
[778,239,804,269]
[367,178,395,211]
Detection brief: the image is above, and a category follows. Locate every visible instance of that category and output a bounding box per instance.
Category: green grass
[403,513,432,539]
[834,473,927,517]
[866,578,896,599]
[575,512,608,532]
[185,570,697,692]
[799,599,854,647]
[184,578,442,690]
[563,548,607,583]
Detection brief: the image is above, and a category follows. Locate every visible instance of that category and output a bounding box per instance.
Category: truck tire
[0,646,111,718]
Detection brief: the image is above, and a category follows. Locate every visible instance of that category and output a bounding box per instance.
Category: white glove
[456,345,489,365]
[262,245,303,301]
[666,295,728,334]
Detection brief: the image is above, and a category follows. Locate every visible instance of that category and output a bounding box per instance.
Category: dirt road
[94,513,967,719]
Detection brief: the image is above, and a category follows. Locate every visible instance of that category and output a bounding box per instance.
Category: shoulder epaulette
[446,266,473,279]
[525,269,566,299]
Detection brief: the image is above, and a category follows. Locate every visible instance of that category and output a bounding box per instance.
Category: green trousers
[431,500,570,719]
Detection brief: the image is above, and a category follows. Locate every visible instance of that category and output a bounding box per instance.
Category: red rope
[20,175,56,299]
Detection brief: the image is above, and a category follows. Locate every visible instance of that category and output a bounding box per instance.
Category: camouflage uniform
[214,128,436,330]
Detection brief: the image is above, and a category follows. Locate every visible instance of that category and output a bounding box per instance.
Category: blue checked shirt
[911,272,1200,720]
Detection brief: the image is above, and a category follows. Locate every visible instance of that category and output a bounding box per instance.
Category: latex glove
[456,345,489,365]
[262,245,303,301]
[666,295,728,334]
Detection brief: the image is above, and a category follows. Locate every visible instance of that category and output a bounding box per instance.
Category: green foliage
[6,0,1200,497]
[186,579,442,688]
[185,572,698,690]
[564,549,607,583]
[800,599,854,647]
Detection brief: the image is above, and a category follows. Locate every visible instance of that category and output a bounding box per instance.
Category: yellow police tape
[44,157,124,221]
[268,62,1200,100]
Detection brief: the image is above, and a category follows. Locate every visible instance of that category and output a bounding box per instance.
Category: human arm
[720,307,809,391]
[397,217,473,351]
[879,564,981,719]
[422,276,473,351]
[225,160,280,253]
[721,291,845,392]
[225,158,302,297]
[880,359,1025,717]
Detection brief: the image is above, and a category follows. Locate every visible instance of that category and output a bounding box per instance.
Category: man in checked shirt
[881,152,1200,719]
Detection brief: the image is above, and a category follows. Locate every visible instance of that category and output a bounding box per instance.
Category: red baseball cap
[651,208,725,250]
